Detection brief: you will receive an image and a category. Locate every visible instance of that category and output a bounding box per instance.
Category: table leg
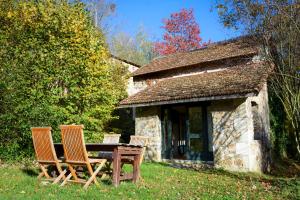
[112,148,121,187]
[133,154,141,183]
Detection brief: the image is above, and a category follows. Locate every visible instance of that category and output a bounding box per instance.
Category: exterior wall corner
[135,106,162,161]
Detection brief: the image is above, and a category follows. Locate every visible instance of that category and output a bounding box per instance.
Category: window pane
[190,138,203,152]
[188,107,203,153]
[189,107,202,134]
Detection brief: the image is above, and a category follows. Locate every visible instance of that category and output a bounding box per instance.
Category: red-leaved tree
[154,8,207,55]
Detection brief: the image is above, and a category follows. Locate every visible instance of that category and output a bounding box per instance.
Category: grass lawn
[0,162,298,200]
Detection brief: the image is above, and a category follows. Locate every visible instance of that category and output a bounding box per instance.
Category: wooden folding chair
[31,127,67,184]
[120,136,149,178]
[98,134,121,179]
[103,134,121,144]
[128,136,149,165]
[60,125,106,189]
[98,133,121,159]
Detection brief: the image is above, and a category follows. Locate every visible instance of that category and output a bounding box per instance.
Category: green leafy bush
[0,0,123,160]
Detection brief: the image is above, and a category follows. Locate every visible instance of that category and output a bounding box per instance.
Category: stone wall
[133,88,270,173]
[109,57,139,96]
[208,98,253,172]
[135,106,162,161]
[131,80,148,96]
[125,63,139,96]
[208,86,270,172]
[248,83,271,172]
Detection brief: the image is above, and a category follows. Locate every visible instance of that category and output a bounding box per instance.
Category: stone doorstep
[162,159,214,170]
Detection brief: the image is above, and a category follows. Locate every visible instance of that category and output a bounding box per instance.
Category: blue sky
[108,0,241,43]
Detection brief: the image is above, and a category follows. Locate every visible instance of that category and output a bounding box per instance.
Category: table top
[54,143,143,152]
[86,143,142,147]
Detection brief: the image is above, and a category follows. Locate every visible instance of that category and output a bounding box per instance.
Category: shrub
[0,0,122,160]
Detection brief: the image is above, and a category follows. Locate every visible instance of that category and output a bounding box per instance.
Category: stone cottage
[119,37,272,172]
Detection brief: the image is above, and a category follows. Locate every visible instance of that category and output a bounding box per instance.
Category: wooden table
[54,143,143,187]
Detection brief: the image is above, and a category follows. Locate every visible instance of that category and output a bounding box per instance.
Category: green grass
[0,162,298,200]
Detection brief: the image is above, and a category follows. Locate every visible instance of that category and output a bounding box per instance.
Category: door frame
[161,102,213,161]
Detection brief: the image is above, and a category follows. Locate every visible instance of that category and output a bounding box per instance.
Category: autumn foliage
[154,8,207,55]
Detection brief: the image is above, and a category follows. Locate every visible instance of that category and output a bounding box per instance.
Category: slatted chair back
[103,134,121,144]
[60,125,107,189]
[129,135,149,147]
[129,136,149,164]
[60,125,88,164]
[31,127,67,183]
[31,127,57,163]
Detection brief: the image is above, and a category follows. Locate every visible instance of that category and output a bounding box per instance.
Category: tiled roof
[133,37,258,76]
[120,61,271,107]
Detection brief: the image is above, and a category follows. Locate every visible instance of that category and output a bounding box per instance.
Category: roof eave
[118,92,257,108]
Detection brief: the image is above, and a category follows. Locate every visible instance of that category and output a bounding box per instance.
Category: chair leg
[37,171,45,179]
[68,165,79,181]
[84,160,106,189]
[86,164,99,187]
[60,173,72,187]
[39,164,51,179]
[53,169,67,184]
[101,162,112,179]
[56,163,66,180]
[139,149,145,165]
[121,163,125,169]
[60,164,78,186]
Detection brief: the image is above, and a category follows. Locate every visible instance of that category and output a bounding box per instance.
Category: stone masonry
[133,86,270,172]
[208,98,254,172]
[207,85,270,172]
[135,106,162,161]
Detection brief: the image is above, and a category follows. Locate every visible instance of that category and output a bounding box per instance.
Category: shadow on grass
[20,167,116,186]
[21,168,39,177]
[101,178,112,186]
[268,158,300,178]
[149,160,299,194]
[21,165,58,177]
[151,161,170,167]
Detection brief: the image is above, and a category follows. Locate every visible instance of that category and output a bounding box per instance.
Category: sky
[108,0,242,43]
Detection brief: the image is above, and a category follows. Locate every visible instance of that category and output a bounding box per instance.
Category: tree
[110,27,158,66]
[84,0,116,32]
[154,8,207,55]
[214,0,300,158]
[0,0,123,160]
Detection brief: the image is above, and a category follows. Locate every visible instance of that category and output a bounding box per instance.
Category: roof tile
[120,61,271,107]
[133,37,258,76]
